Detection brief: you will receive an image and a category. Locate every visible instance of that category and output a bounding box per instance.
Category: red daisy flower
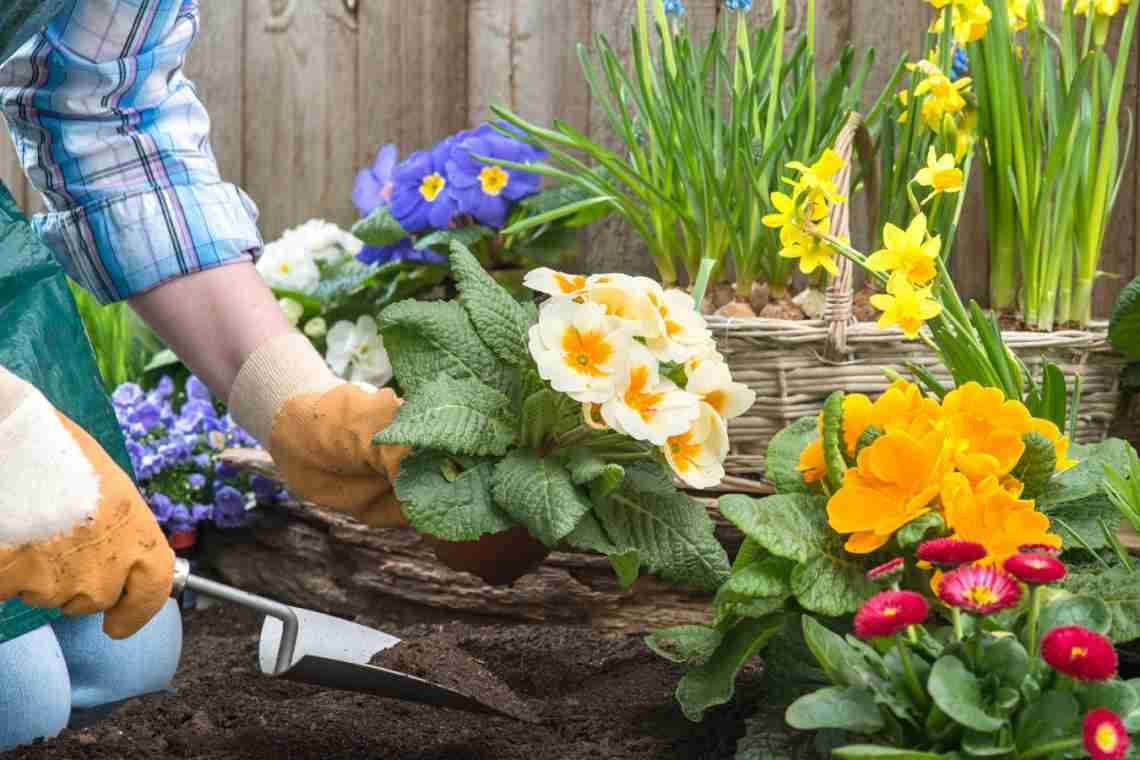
[937,564,1022,614]
[866,557,905,584]
[1084,708,1130,760]
[916,538,987,569]
[1004,553,1067,585]
[1019,543,1061,556]
[1042,626,1118,681]
[853,591,929,640]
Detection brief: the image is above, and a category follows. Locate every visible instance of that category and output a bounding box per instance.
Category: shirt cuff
[32,182,264,304]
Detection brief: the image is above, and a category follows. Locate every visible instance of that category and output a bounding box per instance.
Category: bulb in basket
[373,244,752,588]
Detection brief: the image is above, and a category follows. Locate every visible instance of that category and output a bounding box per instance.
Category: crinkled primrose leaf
[374,374,518,457]
[394,450,513,541]
[491,449,593,547]
[448,241,535,366]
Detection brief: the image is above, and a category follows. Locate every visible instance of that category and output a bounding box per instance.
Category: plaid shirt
[0,0,261,304]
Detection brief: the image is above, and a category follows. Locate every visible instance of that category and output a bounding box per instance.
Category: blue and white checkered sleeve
[0,0,262,304]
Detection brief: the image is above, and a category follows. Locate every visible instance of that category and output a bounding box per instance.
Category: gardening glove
[0,371,174,640]
[228,333,409,528]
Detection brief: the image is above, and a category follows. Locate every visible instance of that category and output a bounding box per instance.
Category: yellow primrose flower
[664,402,729,490]
[778,221,841,277]
[867,214,941,286]
[941,381,1033,482]
[528,299,631,404]
[685,359,757,421]
[798,436,827,484]
[914,148,965,202]
[931,0,993,45]
[914,70,971,130]
[600,343,700,447]
[524,267,589,298]
[870,275,943,339]
[941,473,1062,564]
[869,379,945,438]
[827,429,954,553]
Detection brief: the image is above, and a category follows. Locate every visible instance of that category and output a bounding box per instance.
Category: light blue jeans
[0,600,182,751]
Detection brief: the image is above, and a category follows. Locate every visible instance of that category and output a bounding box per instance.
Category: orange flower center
[555,273,586,294]
[1097,724,1120,752]
[882,607,899,618]
[1027,559,1046,569]
[1071,646,1089,660]
[561,327,613,378]
[704,390,727,416]
[668,432,702,472]
[665,318,684,337]
[623,366,665,422]
[967,585,998,606]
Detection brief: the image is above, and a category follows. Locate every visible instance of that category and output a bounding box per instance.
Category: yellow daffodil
[914,70,971,130]
[867,214,942,286]
[931,0,993,45]
[1065,0,1130,16]
[524,267,589,298]
[1008,0,1044,29]
[914,148,965,203]
[528,299,631,404]
[783,150,848,212]
[685,359,757,421]
[644,287,714,364]
[941,382,1034,482]
[870,275,943,339]
[955,106,978,162]
[664,402,729,490]
[600,343,700,446]
[827,429,954,553]
[762,190,828,230]
[942,473,1062,564]
[778,222,841,277]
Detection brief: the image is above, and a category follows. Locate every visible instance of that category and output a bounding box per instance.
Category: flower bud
[304,317,328,339]
[278,298,304,326]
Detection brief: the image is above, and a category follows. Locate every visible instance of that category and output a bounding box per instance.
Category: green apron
[0,0,131,644]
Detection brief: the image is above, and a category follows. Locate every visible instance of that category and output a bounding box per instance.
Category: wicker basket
[709,113,1127,478]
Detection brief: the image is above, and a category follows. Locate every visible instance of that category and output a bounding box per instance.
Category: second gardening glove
[228,333,409,528]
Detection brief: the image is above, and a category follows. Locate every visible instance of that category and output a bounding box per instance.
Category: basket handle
[824,112,877,360]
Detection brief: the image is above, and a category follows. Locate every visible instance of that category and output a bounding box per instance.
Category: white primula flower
[528,299,630,404]
[287,219,363,260]
[685,360,755,420]
[601,343,700,446]
[524,267,589,299]
[663,402,730,490]
[683,342,724,376]
[325,316,393,386]
[586,274,667,339]
[257,239,321,294]
[303,317,328,339]
[645,288,713,363]
[277,298,304,326]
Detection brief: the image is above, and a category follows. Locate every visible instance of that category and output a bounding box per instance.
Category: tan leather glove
[0,372,174,639]
[228,334,409,528]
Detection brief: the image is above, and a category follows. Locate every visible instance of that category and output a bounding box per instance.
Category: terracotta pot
[428,526,551,586]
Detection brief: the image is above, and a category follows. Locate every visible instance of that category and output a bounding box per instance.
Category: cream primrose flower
[664,402,729,489]
[325,316,393,386]
[684,342,725,375]
[285,219,363,260]
[585,273,667,339]
[277,297,304,326]
[524,267,589,299]
[528,299,631,404]
[600,343,701,446]
[257,238,321,294]
[644,288,713,363]
[685,359,756,420]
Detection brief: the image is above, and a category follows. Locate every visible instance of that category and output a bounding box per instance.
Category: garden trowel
[172,559,523,719]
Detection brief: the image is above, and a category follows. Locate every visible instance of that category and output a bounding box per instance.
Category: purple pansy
[389,139,460,233]
[354,144,399,218]
[446,122,547,229]
[149,493,175,524]
[186,376,211,402]
[188,473,207,490]
[113,383,144,408]
[213,486,248,529]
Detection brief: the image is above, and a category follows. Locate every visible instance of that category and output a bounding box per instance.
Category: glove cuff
[228,332,342,446]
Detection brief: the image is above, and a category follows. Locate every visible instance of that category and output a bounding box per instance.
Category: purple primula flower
[149,493,175,524]
[188,473,207,491]
[389,139,460,233]
[447,122,547,229]
[128,402,162,433]
[153,375,175,399]
[186,376,211,402]
[190,504,214,524]
[357,237,447,266]
[193,453,212,470]
[113,383,144,408]
[213,486,248,529]
[168,503,194,533]
[354,144,399,217]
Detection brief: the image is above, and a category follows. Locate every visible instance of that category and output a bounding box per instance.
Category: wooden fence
[0,0,1136,315]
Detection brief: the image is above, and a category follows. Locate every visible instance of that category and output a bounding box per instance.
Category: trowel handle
[172,558,300,676]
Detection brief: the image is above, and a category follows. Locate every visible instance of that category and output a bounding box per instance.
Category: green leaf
[1014,690,1079,752]
[979,636,1029,689]
[379,299,514,396]
[1039,438,1131,550]
[896,513,946,551]
[414,225,495,251]
[675,615,786,722]
[822,392,848,493]
[563,512,639,589]
[714,557,793,626]
[802,616,883,692]
[394,450,513,541]
[351,206,407,248]
[491,450,592,547]
[1010,432,1057,501]
[765,416,818,494]
[960,728,1015,757]
[927,655,1004,732]
[1059,565,1140,642]
[507,223,579,269]
[1079,680,1140,717]
[520,390,561,449]
[645,625,723,666]
[718,493,828,564]
[1037,594,1112,644]
[832,746,952,759]
[448,241,535,366]
[595,480,730,591]
[375,374,518,457]
[785,687,884,734]
[791,553,877,618]
[561,447,625,497]
[1109,274,1140,359]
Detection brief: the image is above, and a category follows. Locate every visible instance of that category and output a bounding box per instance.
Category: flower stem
[896,637,929,710]
[1025,584,1043,669]
[952,607,964,642]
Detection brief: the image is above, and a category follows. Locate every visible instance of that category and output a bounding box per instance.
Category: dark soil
[4,604,765,759]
